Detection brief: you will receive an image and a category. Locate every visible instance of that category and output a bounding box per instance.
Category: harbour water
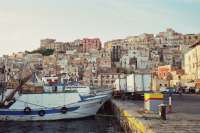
[0,115,123,133]
[0,116,123,133]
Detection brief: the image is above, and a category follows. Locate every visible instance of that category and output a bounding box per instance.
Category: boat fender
[24,107,32,114]
[38,110,45,117]
[60,107,68,114]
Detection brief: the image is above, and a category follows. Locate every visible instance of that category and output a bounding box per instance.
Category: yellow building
[184,41,200,81]
[104,42,112,49]
[152,77,169,91]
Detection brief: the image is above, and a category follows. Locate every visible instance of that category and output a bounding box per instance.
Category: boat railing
[21,89,78,94]
[89,87,113,95]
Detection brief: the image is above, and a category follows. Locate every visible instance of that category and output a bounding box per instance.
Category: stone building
[40,39,56,49]
[126,33,156,47]
[155,28,184,47]
[40,39,80,53]
[183,34,200,45]
[159,47,182,67]
[82,72,126,88]
[184,41,200,81]
[24,53,43,70]
[111,45,122,63]
[104,39,126,50]
[120,49,151,70]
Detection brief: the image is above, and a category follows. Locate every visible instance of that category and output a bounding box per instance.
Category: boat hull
[0,95,108,121]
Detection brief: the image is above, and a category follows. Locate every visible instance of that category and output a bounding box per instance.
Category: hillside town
[1,28,200,132]
[1,0,200,132]
[1,28,200,93]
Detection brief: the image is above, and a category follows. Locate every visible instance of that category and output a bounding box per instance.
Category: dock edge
[111,100,155,133]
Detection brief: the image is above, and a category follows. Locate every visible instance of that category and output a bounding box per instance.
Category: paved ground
[133,94,200,114]
[157,94,200,133]
[113,94,200,133]
[170,94,200,114]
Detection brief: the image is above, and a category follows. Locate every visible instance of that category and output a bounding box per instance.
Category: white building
[120,48,152,70]
[24,53,43,69]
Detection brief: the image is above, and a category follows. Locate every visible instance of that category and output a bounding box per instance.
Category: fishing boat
[0,72,112,121]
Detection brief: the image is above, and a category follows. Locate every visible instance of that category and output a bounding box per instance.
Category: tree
[28,48,54,56]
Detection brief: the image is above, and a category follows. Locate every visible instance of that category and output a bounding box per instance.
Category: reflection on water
[0,116,123,133]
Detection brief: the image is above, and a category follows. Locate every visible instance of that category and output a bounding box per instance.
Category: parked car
[160,87,176,94]
[166,87,177,94]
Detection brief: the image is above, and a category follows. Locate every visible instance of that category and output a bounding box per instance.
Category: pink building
[81,38,102,52]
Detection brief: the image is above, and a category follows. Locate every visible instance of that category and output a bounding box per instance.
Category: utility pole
[196,47,199,80]
[0,65,5,102]
[1,58,8,103]
[133,71,136,92]
[55,52,58,76]
[142,73,145,91]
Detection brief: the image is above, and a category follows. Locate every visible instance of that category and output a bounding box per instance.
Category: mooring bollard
[159,104,167,120]
[168,96,172,113]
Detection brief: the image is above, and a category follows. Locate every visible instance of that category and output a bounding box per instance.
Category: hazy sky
[0,0,199,56]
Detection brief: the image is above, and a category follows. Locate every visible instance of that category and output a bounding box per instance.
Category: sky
[0,0,200,56]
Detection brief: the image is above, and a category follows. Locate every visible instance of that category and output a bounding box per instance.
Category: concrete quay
[112,94,200,133]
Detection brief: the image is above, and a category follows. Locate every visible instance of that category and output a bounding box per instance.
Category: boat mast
[0,59,7,103]
[3,73,32,104]
[55,52,58,76]
[0,65,5,102]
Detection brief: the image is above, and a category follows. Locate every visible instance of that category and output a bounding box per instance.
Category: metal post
[142,74,145,91]
[100,74,102,87]
[196,47,199,80]
[168,96,172,113]
[134,72,136,92]
[159,104,167,120]
[119,74,120,91]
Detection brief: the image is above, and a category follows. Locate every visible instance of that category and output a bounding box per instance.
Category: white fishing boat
[0,74,112,121]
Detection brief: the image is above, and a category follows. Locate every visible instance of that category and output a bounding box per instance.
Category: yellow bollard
[144,93,163,112]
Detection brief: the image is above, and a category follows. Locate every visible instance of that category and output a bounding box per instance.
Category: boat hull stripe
[0,106,79,116]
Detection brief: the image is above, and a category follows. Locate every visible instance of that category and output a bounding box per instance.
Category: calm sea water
[0,116,123,133]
